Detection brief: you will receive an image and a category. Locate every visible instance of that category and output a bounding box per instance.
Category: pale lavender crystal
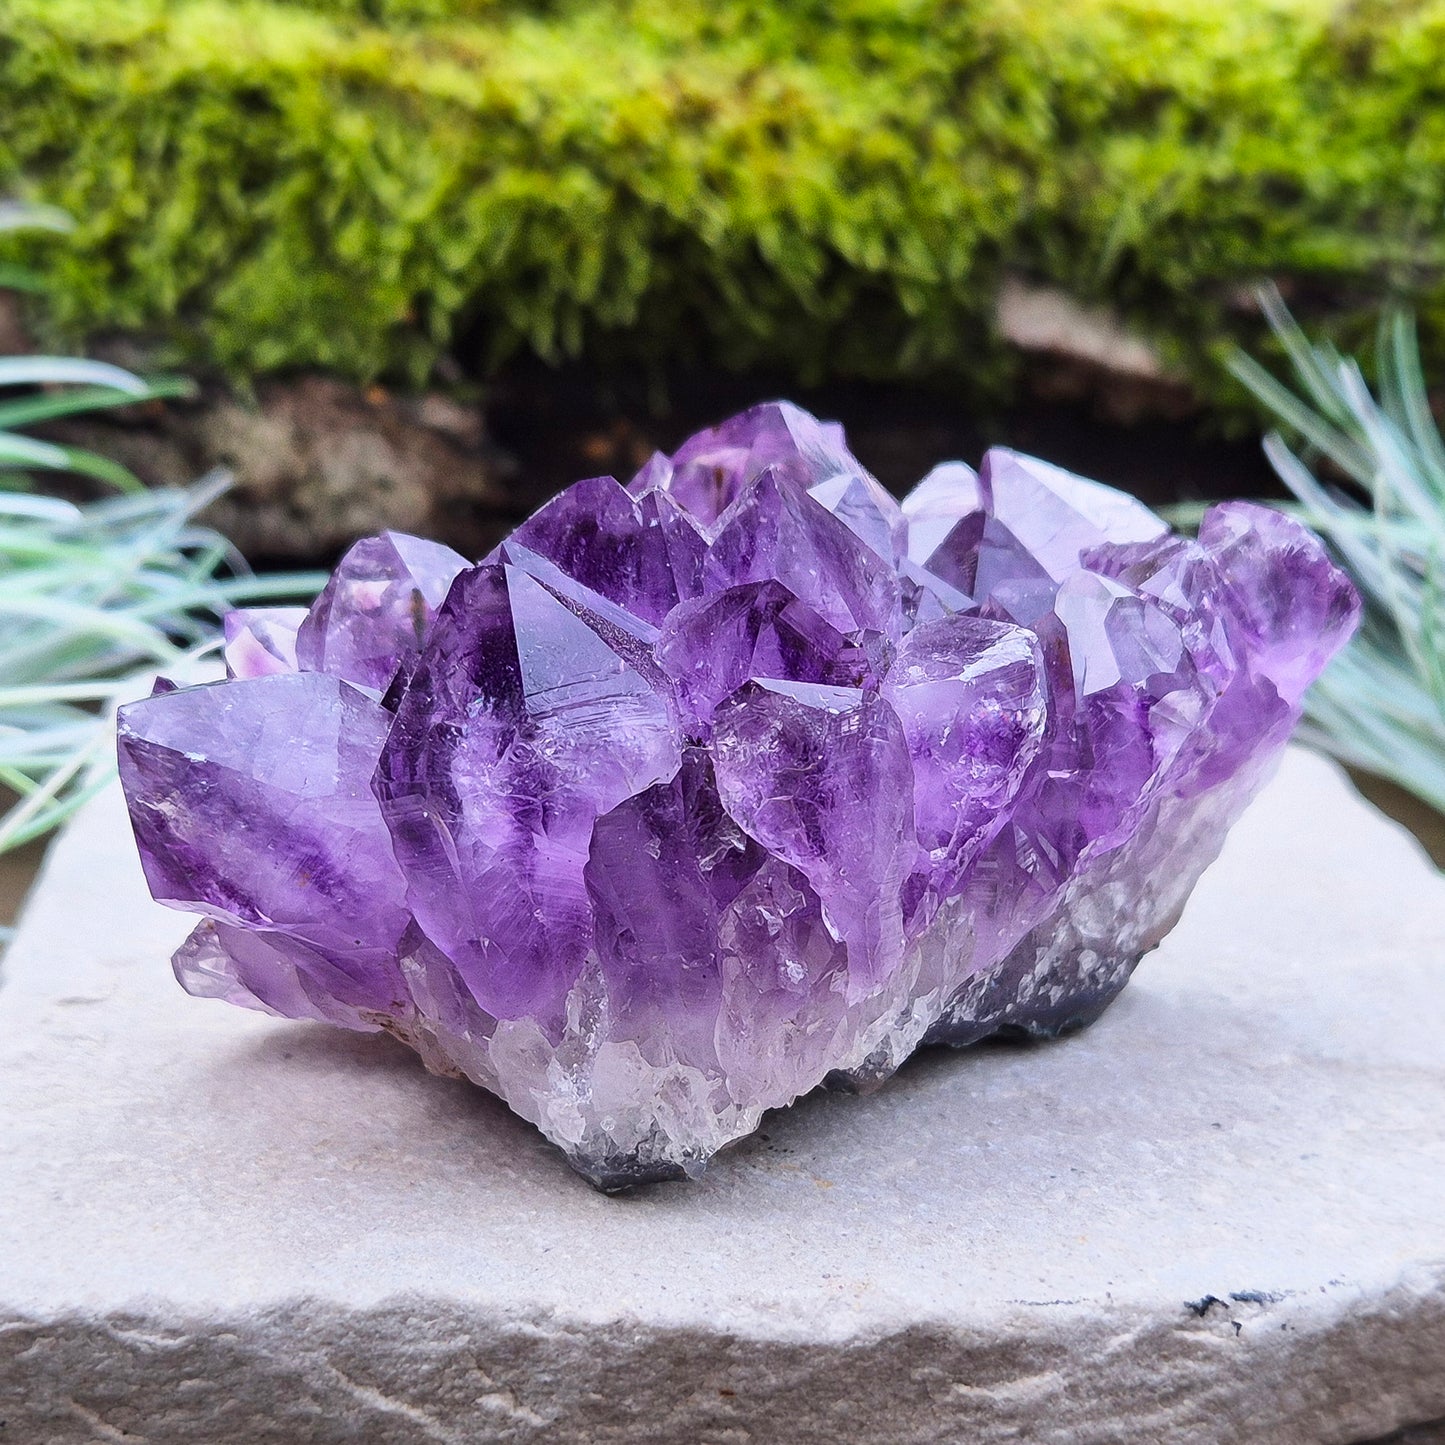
[118,403,1360,1188]
[629,400,874,531]
[222,607,306,679]
[712,681,914,992]
[807,469,907,564]
[705,469,902,636]
[656,580,888,728]
[295,531,468,692]
[902,461,986,564]
[882,616,1046,909]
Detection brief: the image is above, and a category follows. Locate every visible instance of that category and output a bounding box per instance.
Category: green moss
[1,0,1442,398]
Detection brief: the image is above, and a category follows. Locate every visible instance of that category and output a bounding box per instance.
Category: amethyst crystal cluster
[117,404,1358,1188]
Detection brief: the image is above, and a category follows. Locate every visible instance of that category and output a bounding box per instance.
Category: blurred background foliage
[0,0,1443,401]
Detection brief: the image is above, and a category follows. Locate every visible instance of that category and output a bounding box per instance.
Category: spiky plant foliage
[0,478,326,857]
[1230,287,1445,814]
[0,487,320,951]
[0,197,72,292]
[0,202,322,934]
[0,356,194,493]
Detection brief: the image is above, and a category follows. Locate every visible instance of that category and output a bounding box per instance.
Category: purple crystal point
[488,538,662,654]
[706,469,902,636]
[627,450,673,497]
[634,400,870,531]
[585,751,763,1067]
[1197,501,1361,706]
[1046,570,1212,848]
[713,680,913,991]
[118,400,1360,1189]
[807,469,907,563]
[295,531,468,692]
[499,474,706,625]
[966,449,1170,625]
[982,448,1169,578]
[656,581,878,727]
[222,606,306,679]
[374,563,680,1021]
[882,616,1046,898]
[900,463,986,615]
[714,855,851,1106]
[902,462,986,564]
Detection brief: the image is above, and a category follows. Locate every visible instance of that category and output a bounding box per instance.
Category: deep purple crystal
[118,402,1360,1188]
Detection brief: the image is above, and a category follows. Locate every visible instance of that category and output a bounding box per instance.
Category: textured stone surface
[43,374,518,560]
[994,277,1199,423]
[3,747,1445,1443]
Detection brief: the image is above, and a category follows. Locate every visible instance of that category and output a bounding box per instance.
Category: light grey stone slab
[2,746,1445,1444]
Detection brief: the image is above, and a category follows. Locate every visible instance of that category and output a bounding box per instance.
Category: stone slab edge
[6,1272,1445,1444]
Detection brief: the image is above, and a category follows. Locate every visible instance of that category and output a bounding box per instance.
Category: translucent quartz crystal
[117,402,1360,1188]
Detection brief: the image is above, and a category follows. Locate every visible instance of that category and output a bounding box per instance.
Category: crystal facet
[222,606,307,680]
[118,404,1360,1188]
[294,531,468,693]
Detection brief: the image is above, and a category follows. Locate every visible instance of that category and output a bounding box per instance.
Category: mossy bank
[1,0,1442,399]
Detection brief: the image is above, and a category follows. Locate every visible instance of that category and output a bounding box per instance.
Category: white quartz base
[3,747,1444,1443]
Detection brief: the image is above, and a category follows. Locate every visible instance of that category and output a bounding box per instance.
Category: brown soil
[0,837,47,932]
[1348,771,1445,869]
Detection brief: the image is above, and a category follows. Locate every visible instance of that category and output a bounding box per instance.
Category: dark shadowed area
[484,361,1284,547]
